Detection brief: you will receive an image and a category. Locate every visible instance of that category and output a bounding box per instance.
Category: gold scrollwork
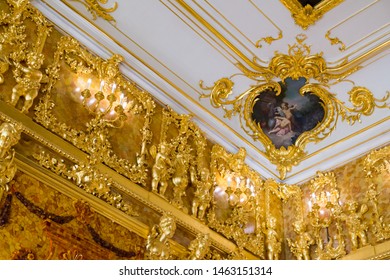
[71,0,118,23]
[200,35,389,179]
[256,31,283,48]
[325,30,346,51]
[363,146,390,242]
[34,36,155,185]
[280,0,344,29]
[208,144,266,258]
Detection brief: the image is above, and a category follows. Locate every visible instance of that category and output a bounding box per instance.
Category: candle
[99,80,105,91]
[311,193,317,203]
[86,78,92,89]
[227,176,231,187]
[111,83,117,93]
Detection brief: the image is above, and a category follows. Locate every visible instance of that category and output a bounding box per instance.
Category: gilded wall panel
[283,146,390,259]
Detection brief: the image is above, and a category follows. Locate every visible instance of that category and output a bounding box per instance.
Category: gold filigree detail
[208,144,265,258]
[0,0,52,113]
[255,31,283,48]
[200,36,389,179]
[72,0,118,23]
[34,36,155,185]
[363,146,390,242]
[0,121,22,201]
[280,0,344,29]
[33,151,139,217]
[325,30,346,51]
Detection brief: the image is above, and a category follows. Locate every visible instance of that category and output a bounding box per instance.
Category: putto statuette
[341,202,369,251]
[188,233,210,260]
[262,216,281,260]
[287,220,314,260]
[146,213,176,260]
[191,167,213,221]
[150,143,171,196]
[9,51,47,113]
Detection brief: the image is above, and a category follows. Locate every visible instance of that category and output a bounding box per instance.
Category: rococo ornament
[71,0,118,23]
[280,0,344,29]
[200,35,390,179]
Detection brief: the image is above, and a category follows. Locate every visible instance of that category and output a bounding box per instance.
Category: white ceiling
[32,0,390,184]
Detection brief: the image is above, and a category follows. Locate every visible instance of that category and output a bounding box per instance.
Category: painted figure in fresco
[188,233,210,260]
[269,102,297,136]
[9,51,47,113]
[151,143,171,195]
[191,167,213,221]
[341,202,369,250]
[262,216,281,260]
[146,214,176,260]
[287,221,314,260]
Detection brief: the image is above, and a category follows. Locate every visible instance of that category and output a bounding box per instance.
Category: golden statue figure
[341,202,369,250]
[150,143,171,195]
[191,167,213,221]
[287,221,314,260]
[262,216,281,260]
[0,122,21,200]
[188,233,210,260]
[172,154,189,209]
[146,214,176,260]
[9,51,47,113]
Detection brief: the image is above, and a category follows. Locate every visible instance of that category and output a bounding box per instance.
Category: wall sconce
[79,78,130,128]
[308,172,345,259]
[215,173,255,207]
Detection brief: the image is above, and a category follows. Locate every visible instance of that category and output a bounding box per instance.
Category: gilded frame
[200,35,389,179]
[280,0,344,29]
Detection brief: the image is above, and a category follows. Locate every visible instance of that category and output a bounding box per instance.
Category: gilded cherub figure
[188,233,210,260]
[262,216,281,260]
[341,202,369,250]
[287,220,314,260]
[146,214,176,260]
[0,122,21,201]
[150,143,171,196]
[191,167,213,221]
[9,51,47,113]
[172,154,189,209]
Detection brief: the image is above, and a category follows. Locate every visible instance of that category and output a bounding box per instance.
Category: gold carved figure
[191,167,213,221]
[262,216,281,260]
[9,52,46,113]
[341,202,369,251]
[287,221,314,260]
[151,143,171,196]
[0,122,21,200]
[188,233,210,260]
[146,214,176,260]
[172,154,189,209]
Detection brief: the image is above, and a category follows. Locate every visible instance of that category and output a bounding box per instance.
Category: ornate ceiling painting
[1,0,390,260]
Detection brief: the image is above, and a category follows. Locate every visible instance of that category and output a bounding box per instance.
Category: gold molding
[69,0,118,23]
[200,35,390,179]
[50,0,389,180]
[280,0,344,29]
